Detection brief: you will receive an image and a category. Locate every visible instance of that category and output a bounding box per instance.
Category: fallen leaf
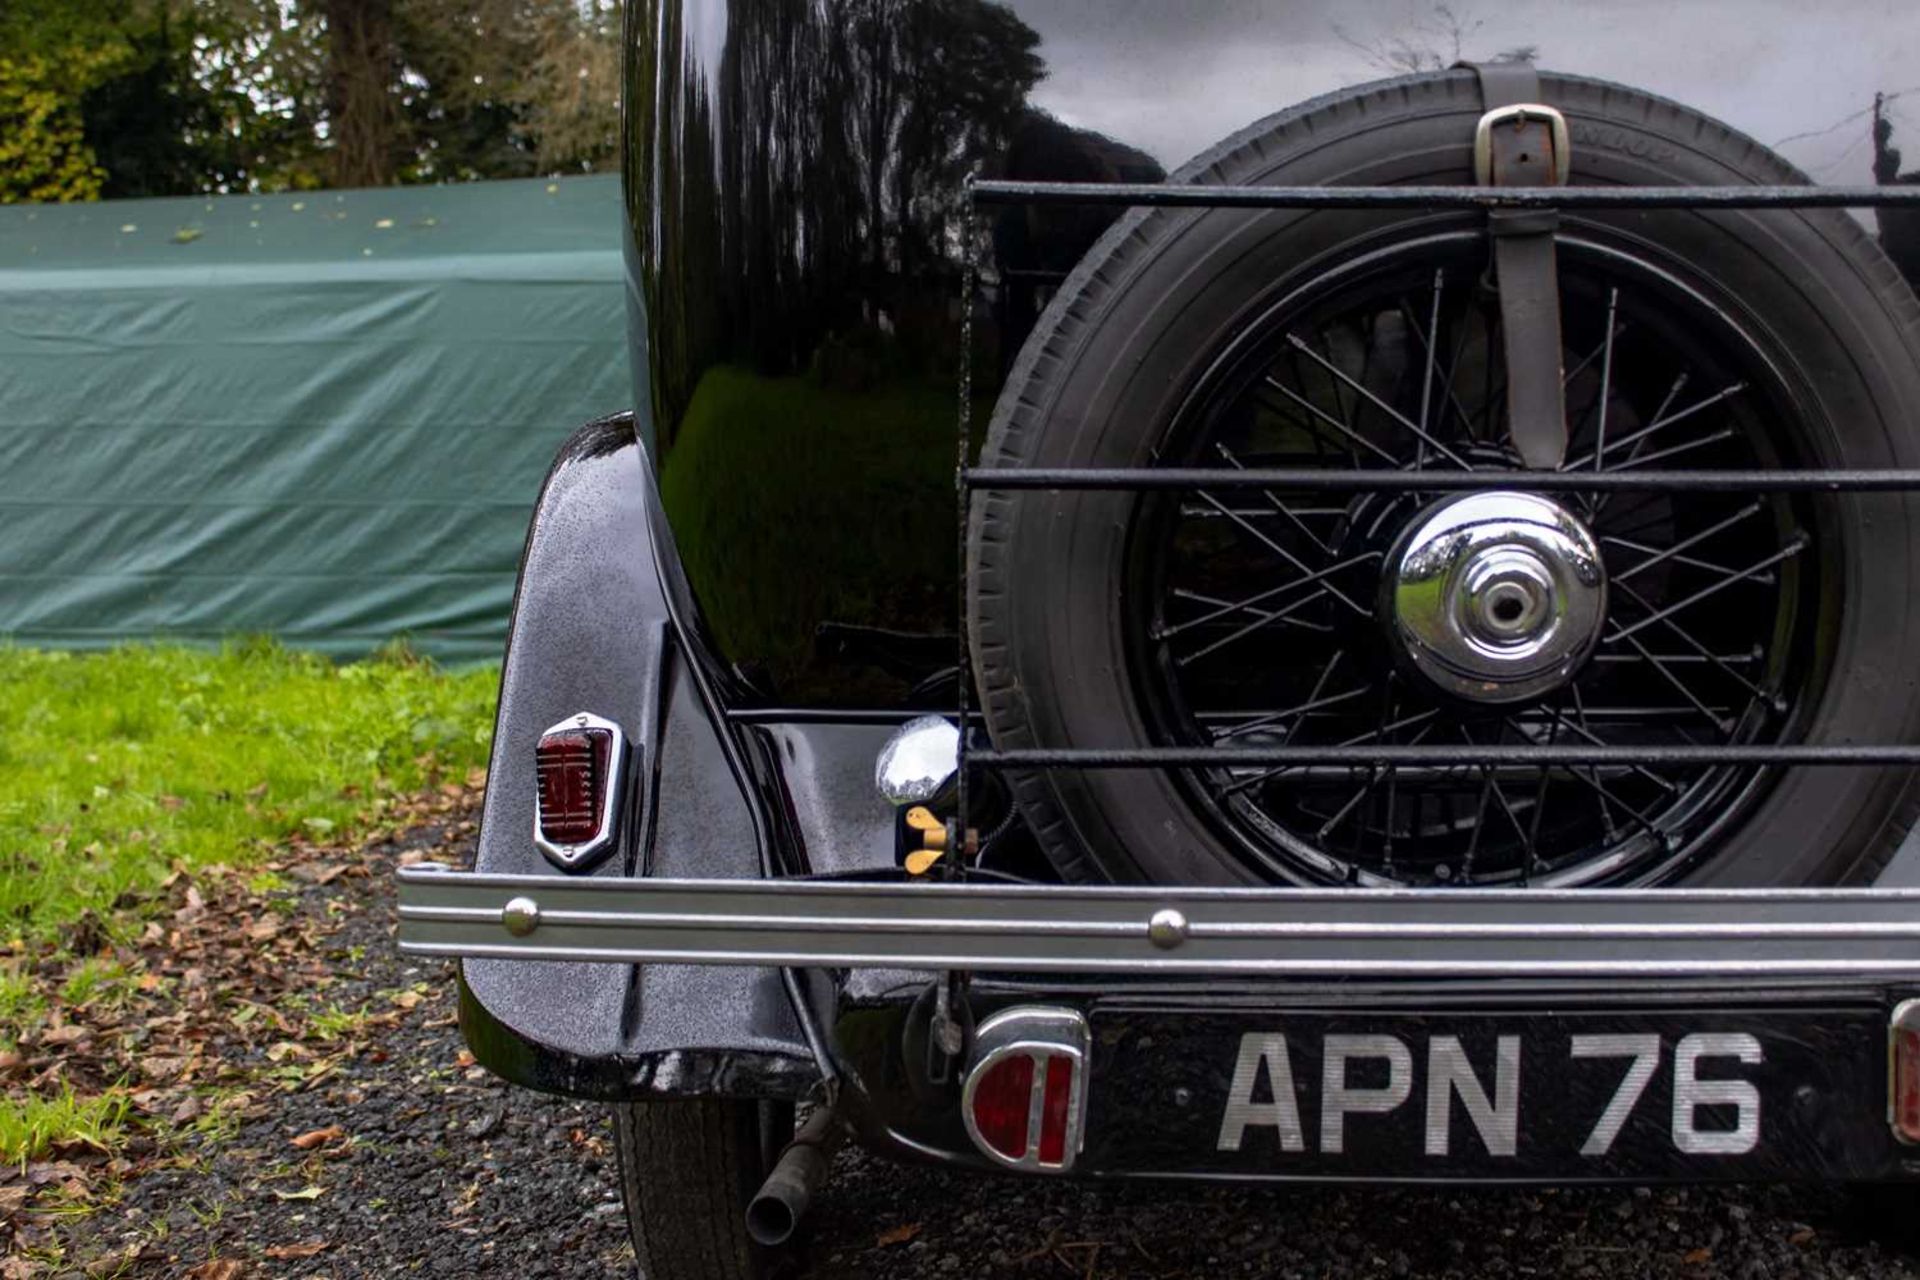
[263,1240,328,1260]
[184,1262,242,1280]
[1788,1227,1816,1246]
[25,1161,83,1186]
[1683,1247,1712,1265]
[0,1185,28,1212]
[290,1126,345,1151]
[876,1223,923,1247]
[1,1259,40,1280]
[454,1049,476,1068]
[41,1025,89,1046]
[270,1185,326,1201]
[390,989,422,1010]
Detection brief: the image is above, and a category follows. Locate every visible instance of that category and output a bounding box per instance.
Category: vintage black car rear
[396,2,1920,1274]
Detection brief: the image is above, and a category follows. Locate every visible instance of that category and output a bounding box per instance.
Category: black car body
[399,1,1920,1272]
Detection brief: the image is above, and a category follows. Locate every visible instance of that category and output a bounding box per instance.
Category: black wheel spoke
[1603,427,1738,472]
[1209,684,1368,741]
[1193,491,1370,615]
[1564,379,1746,471]
[1417,269,1445,459]
[1610,579,1783,711]
[1258,375,1402,466]
[1566,686,1621,842]
[1605,535,1808,646]
[1461,726,1537,867]
[1607,500,1766,582]
[1160,548,1379,642]
[1215,443,1336,554]
[1617,632,1734,734]
[1218,707,1440,799]
[1285,333,1473,469]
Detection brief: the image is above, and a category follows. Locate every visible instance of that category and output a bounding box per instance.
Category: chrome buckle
[1474,103,1572,187]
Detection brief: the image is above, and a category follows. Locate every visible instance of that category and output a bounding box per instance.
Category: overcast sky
[1008,0,1920,182]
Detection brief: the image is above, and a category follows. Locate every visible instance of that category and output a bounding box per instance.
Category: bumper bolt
[1147,907,1189,950]
[501,896,542,937]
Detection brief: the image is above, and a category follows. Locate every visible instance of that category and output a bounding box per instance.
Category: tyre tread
[613,1100,764,1280]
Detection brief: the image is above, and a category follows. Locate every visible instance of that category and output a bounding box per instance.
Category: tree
[0,0,620,201]
[320,0,401,185]
[389,0,621,182]
[0,5,131,202]
[1335,4,1538,77]
[0,0,328,202]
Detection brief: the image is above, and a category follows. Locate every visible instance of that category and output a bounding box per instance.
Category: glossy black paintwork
[623,0,1920,710]
[467,0,1920,1108]
[458,415,816,1100]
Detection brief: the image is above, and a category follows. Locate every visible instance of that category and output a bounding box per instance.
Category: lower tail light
[961,1007,1090,1172]
[1891,999,1920,1143]
[968,1052,1035,1160]
[534,712,626,871]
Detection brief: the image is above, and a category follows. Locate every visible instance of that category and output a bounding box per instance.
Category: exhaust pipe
[745,1106,839,1247]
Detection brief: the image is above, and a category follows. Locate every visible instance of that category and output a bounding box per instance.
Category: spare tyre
[967,69,1920,889]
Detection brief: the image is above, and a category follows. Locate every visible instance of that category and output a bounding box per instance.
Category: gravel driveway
[64,809,1920,1279]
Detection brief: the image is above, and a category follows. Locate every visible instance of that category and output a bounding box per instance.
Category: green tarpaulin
[0,175,628,664]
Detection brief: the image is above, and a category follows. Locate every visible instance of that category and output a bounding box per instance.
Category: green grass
[0,967,43,1048]
[0,641,497,940]
[0,1087,130,1165]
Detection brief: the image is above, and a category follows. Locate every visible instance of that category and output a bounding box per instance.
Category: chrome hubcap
[1383,491,1607,704]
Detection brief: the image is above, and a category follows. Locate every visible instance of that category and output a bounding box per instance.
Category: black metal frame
[952,177,1920,840]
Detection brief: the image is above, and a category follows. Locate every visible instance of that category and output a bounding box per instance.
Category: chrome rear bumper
[396,864,1920,980]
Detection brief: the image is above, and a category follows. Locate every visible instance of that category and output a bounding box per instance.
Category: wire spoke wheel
[970,70,1920,890]
[1132,235,1821,886]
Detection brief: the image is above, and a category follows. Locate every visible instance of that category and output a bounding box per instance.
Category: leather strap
[1459,59,1541,110]
[1459,61,1569,470]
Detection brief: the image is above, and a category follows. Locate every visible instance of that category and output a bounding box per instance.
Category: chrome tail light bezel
[533,711,627,872]
[1889,998,1920,1144]
[960,1005,1092,1173]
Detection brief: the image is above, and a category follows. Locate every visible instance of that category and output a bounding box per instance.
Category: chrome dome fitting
[1382,491,1606,704]
[875,714,961,805]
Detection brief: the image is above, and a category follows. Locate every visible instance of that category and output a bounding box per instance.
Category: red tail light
[961,1007,1090,1173]
[533,712,625,870]
[1037,1055,1075,1166]
[1891,1000,1920,1143]
[969,1052,1035,1160]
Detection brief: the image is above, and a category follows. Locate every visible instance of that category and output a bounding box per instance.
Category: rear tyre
[612,1099,796,1280]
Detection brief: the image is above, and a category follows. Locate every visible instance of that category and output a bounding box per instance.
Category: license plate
[1086,1006,1891,1180]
